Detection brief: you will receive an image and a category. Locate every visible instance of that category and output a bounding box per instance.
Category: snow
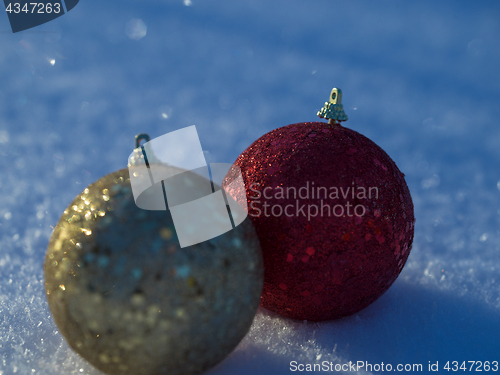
[1,0,500,374]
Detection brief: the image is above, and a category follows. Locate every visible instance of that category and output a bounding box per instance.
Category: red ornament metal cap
[317,88,348,125]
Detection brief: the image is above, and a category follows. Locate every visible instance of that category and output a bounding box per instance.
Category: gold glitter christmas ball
[44,166,263,375]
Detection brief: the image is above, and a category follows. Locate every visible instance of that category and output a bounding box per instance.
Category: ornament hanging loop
[135,133,150,148]
[330,88,341,104]
[317,87,348,125]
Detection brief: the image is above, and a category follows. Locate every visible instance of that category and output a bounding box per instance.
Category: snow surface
[1,0,500,374]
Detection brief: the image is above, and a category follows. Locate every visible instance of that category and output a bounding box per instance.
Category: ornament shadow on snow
[127,126,248,248]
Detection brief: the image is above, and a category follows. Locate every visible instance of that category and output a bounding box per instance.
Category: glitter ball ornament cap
[44,136,264,375]
[225,87,415,321]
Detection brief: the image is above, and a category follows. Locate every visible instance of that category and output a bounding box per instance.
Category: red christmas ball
[226,121,415,321]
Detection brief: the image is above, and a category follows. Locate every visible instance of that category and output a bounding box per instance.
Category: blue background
[0,0,499,374]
